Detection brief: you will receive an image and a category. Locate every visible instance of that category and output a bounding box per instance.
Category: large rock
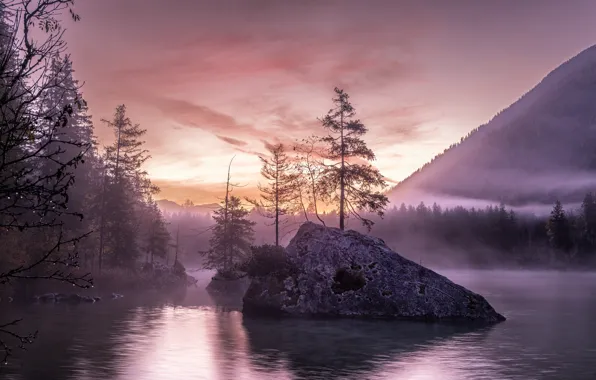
[243,222,506,323]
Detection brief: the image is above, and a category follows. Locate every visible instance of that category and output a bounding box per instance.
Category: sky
[62,0,596,205]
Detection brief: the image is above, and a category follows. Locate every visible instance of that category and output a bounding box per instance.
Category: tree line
[170,194,596,273]
[363,198,596,268]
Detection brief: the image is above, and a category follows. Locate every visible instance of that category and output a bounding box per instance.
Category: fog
[391,170,596,214]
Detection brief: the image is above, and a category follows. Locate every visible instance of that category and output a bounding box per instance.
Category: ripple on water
[2,272,596,380]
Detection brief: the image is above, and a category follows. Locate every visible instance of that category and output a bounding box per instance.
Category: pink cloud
[216,135,248,147]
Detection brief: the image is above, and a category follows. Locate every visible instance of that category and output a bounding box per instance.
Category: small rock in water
[111,293,124,299]
[186,275,198,287]
[37,293,57,303]
[54,293,96,304]
[243,222,506,323]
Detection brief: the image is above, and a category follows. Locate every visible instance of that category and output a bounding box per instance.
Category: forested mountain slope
[389,45,596,207]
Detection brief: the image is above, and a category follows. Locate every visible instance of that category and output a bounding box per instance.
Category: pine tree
[142,198,171,264]
[38,56,98,233]
[319,87,388,231]
[546,200,572,254]
[580,192,596,256]
[99,105,154,269]
[202,196,255,274]
[200,158,255,274]
[247,143,298,246]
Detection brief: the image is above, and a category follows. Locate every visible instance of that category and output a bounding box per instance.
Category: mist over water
[3,269,596,380]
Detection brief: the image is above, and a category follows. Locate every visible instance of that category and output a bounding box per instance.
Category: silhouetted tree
[579,192,596,259]
[319,87,388,231]
[199,158,255,274]
[247,143,298,246]
[142,198,171,264]
[201,196,255,274]
[293,136,326,225]
[99,105,156,268]
[546,201,572,254]
[37,55,100,268]
[0,0,92,365]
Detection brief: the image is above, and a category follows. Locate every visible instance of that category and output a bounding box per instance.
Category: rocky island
[243,222,506,323]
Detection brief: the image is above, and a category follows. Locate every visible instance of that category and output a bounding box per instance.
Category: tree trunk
[307,158,325,226]
[174,222,180,266]
[97,165,108,274]
[112,122,123,265]
[339,110,345,230]
[223,157,233,272]
[275,156,279,246]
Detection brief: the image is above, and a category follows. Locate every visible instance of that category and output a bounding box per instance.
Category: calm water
[2,270,596,380]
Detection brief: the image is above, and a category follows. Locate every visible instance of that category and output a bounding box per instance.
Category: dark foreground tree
[319,87,388,230]
[247,143,298,246]
[0,0,93,366]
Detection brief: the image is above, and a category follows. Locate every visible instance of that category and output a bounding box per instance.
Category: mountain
[156,199,220,215]
[389,45,596,209]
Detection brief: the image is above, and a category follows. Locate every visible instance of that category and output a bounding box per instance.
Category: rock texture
[243,222,506,323]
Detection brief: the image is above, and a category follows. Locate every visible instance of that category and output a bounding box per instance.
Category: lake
[2,270,596,380]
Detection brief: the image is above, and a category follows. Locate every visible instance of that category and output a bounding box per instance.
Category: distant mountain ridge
[389,44,596,208]
[156,199,220,214]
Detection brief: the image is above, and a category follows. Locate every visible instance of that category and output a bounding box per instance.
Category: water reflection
[242,316,494,379]
[3,271,596,379]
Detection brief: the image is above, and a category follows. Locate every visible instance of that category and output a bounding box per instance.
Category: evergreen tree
[200,157,255,274]
[142,198,171,264]
[38,56,98,234]
[546,200,573,253]
[201,196,255,273]
[99,105,154,269]
[432,202,442,217]
[399,203,407,213]
[247,143,298,246]
[580,192,596,257]
[319,87,388,231]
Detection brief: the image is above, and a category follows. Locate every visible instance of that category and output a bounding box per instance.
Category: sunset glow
[62,0,596,204]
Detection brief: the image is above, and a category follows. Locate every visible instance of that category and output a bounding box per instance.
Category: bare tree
[293,136,326,226]
[0,0,93,366]
[246,143,298,246]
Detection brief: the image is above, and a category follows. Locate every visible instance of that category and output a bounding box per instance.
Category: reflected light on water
[107,306,290,380]
[375,332,505,380]
[4,271,596,380]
